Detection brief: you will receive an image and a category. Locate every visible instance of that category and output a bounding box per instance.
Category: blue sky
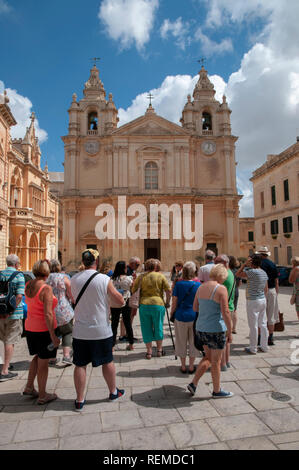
[1,0,299,216]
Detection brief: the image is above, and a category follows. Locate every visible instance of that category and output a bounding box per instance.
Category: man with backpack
[0,254,25,381]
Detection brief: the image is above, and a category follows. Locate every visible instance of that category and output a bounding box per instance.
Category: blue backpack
[0,271,21,317]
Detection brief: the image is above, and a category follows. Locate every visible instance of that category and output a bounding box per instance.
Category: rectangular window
[287,246,292,265]
[271,220,279,235]
[248,231,254,242]
[262,223,266,236]
[31,187,43,215]
[260,191,264,209]
[283,216,293,233]
[284,179,289,201]
[271,185,276,206]
[274,247,279,265]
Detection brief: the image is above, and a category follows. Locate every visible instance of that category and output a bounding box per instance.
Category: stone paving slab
[226,436,277,450]
[1,285,298,450]
[257,408,299,433]
[120,425,175,450]
[207,413,273,441]
[167,420,219,448]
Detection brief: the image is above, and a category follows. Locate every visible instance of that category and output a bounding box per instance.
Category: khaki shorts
[174,320,200,358]
[0,318,23,345]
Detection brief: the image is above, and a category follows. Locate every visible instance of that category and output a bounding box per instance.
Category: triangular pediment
[113,112,189,137]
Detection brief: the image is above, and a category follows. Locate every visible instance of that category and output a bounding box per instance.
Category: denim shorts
[196,331,227,350]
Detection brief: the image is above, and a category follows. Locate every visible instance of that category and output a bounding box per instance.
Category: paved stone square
[0,284,298,450]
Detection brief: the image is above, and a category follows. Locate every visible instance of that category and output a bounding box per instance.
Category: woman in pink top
[23,260,60,405]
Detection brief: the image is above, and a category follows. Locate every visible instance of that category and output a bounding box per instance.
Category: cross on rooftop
[198,58,206,67]
[147,93,154,106]
[90,57,101,66]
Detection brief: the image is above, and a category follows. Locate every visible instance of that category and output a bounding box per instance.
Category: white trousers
[246,299,268,353]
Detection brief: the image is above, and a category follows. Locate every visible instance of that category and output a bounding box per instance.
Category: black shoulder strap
[74,272,99,309]
[228,278,236,302]
[7,271,23,292]
[178,281,196,309]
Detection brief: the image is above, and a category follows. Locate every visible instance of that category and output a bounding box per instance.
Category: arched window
[145,162,158,190]
[88,112,98,130]
[202,112,212,131]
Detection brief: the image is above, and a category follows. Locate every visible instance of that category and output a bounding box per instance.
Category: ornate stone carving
[85,141,100,155]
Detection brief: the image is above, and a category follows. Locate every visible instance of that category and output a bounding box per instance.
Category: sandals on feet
[157,349,165,357]
[126,345,134,351]
[22,388,39,398]
[146,352,152,360]
[37,393,58,405]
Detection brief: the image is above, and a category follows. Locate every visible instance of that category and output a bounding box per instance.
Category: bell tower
[180,65,240,256]
[62,64,119,193]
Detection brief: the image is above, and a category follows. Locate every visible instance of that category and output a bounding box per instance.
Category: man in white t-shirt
[198,250,216,283]
[71,249,125,411]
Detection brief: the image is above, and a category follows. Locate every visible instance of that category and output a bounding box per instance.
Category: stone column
[113,147,119,188]
[66,206,78,268]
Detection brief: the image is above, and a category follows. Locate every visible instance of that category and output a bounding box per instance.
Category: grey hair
[6,254,20,267]
[217,254,229,265]
[129,257,140,264]
[205,250,216,261]
[182,261,196,280]
[50,259,61,273]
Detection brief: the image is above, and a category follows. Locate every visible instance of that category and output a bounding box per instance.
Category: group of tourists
[0,247,298,411]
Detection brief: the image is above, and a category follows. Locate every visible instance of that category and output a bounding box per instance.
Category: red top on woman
[25,284,58,332]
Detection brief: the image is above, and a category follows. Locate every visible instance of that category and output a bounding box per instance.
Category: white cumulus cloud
[0,80,48,144]
[160,17,190,50]
[194,27,233,56]
[98,0,159,51]
[118,72,226,126]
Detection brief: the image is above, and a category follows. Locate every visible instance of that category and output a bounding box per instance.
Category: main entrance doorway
[206,243,218,256]
[144,239,161,261]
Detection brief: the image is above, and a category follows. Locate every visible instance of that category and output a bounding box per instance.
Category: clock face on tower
[201,141,216,155]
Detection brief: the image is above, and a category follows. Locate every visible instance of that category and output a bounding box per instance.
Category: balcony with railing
[87,130,98,136]
[202,130,213,136]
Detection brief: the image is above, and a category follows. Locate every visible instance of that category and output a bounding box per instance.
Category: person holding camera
[236,255,268,354]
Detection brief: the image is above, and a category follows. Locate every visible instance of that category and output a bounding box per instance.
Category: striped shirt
[244,268,268,300]
[0,267,25,319]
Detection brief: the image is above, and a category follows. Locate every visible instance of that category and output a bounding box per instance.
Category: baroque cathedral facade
[54,65,241,270]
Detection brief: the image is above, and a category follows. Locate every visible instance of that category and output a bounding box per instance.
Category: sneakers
[221,365,228,372]
[258,346,268,353]
[212,389,234,399]
[244,347,257,355]
[0,371,18,382]
[109,388,125,401]
[226,362,231,369]
[62,356,73,366]
[187,383,196,396]
[48,358,59,367]
[74,400,85,412]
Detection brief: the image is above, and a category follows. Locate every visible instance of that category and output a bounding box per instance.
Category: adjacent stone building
[58,65,241,270]
[0,91,16,268]
[239,217,255,260]
[251,140,299,266]
[0,91,59,270]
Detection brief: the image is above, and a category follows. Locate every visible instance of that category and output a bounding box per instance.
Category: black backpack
[0,271,21,317]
